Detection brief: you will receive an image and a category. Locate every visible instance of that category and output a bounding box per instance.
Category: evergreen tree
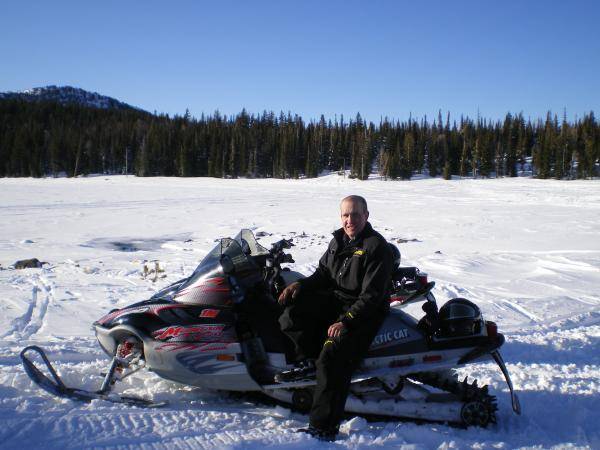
[402,131,415,179]
[0,97,596,182]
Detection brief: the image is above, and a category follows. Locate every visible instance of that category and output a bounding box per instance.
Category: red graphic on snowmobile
[152,324,232,342]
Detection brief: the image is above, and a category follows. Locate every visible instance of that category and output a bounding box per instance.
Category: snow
[0,174,599,449]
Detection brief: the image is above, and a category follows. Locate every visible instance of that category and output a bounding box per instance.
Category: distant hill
[0,85,142,111]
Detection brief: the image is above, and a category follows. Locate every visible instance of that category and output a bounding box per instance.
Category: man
[277,195,393,441]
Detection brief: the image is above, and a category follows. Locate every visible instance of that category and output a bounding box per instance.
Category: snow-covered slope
[0,85,140,111]
[0,175,598,449]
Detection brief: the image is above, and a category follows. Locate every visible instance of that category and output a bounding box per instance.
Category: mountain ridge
[0,85,143,111]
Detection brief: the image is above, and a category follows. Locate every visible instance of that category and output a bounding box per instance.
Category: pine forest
[0,99,598,180]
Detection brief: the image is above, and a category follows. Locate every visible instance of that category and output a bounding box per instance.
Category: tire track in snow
[2,273,55,340]
[500,298,541,323]
[1,286,37,339]
[0,409,292,449]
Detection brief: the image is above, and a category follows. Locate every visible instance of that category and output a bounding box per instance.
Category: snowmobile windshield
[183,229,264,290]
[232,229,269,257]
[193,229,267,273]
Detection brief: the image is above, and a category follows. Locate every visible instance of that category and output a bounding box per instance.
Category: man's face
[340,199,369,239]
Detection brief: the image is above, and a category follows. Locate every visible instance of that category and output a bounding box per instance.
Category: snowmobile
[21,229,521,427]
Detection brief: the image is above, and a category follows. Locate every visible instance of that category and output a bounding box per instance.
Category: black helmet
[388,243,401,268]
[438,298,482,337]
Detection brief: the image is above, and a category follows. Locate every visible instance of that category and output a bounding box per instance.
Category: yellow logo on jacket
[353,250,365,256]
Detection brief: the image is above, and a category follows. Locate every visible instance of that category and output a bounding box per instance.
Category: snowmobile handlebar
[260,238,295,300]
[269,238,294,254]
[266,238,295,266]
[280,253,295,264]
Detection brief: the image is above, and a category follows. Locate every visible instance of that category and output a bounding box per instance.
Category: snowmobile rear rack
[20,345,165,407]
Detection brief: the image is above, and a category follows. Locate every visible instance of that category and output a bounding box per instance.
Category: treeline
[0,99,598,179]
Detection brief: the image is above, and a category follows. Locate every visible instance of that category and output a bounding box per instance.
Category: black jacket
[299,222,393,329]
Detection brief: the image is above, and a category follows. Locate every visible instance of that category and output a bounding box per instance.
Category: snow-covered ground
[0,175,598,449]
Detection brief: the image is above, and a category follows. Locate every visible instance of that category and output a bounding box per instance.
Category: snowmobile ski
[20,346,165,407]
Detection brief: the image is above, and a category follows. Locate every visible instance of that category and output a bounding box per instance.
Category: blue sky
[1,0,598,123]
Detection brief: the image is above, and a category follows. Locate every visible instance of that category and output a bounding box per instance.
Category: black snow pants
[279,291,385,431]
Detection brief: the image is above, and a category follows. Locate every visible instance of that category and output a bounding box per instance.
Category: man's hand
[278,281,301,305]
[327,322,346,338]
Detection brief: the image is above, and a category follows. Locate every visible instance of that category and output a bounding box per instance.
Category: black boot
[274,359,316,383]
[296,425,338,441]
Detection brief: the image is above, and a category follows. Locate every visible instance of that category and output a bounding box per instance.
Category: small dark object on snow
[435,250,443,254]
[255,231,271,237]
[14,258,45,269]
[395,237,422,244]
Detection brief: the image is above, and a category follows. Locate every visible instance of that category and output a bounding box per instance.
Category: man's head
[340,195,369,239]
